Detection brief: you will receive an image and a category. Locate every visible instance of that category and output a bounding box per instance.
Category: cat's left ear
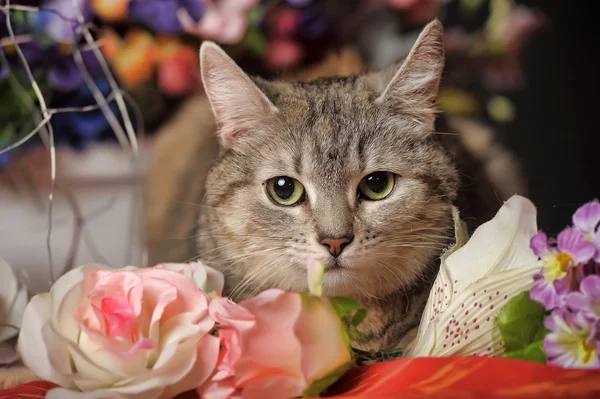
[366,19,445,133]
[200,41,278,149]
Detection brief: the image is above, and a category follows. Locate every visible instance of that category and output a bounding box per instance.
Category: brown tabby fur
[145,28,524,351]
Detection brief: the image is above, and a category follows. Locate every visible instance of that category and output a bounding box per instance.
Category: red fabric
[3,357,600,398]
[0,380,57,399]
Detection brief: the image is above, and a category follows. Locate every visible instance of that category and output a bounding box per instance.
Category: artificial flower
[153,261,224,294]
[0,257,27,342]
[483,0,545,90]
[572,199,600,261]
[128,0,205,34]
[530,228,596,310]
[17,262,222,399]
[51,77,118,149]
[177,0,259,44]
[387,0,438,27]
[544,309,600,369]
[265,38,304,69]
[199,289,352,398]
[0,257,28,365]
[28,0,92,45]
[92,0,130,22]
[267,8,302,37]
[404,195,542,358]
[566,275,600,321]
[104,30,158,88]
[3,41,101,92]
[156,41,203,96]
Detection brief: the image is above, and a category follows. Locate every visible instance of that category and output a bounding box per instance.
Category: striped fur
[145,21,521,350]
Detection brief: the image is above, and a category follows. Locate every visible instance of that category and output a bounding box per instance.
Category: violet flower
[544,309,599,369]
[15,42,102,92]
[50,77,119,149]
[530,228,596,310]
[128,0,205,34]
[566,275,600,322]
[573,200,600,262]
[28,0,92,45]
[177,0,258,44]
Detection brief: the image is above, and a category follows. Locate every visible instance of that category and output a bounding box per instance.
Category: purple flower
[51,77,119,149]
[544,309,599,369]
[128,0,205,33]
[28,0,92,45]
[566,275,600,321]
[573,200,600,262]
[530,229,596,309]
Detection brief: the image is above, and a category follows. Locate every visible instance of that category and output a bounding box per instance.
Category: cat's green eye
[358,171,396,200]
[266,176,305,206]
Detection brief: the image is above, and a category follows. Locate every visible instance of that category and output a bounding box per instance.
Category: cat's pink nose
[320,236,353,258]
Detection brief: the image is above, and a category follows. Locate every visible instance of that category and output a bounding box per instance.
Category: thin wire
[0,1,146,283]
[4,0,57,284]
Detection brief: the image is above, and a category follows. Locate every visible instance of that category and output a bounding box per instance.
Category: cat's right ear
[200,42,278,149]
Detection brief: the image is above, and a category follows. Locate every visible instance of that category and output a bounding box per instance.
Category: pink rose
[18,263,222,399]
[177,0,259,44]
[199,289,353,399]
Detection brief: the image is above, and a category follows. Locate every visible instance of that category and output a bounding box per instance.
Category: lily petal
[404,195,540,358]
[405,206,467,356]
[445,195,539,288]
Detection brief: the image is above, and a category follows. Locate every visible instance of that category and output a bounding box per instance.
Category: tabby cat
[145,20,522,351]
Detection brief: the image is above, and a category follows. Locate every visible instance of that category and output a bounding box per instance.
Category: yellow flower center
[543,253,573,281]
[577,340,598,365]
[559,330,598,366]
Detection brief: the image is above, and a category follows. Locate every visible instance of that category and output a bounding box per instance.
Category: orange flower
[92,0,129,22]
[111,30,159,88]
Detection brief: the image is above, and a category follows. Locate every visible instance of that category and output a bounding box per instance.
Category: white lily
[404,195,542,358]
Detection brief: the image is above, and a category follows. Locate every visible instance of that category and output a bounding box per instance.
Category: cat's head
[198,20,459,300]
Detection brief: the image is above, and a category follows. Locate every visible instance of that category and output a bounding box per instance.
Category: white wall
[0,144,150,294]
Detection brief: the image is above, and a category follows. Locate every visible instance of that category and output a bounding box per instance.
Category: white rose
[17,262,224,399]
[0,257,28,343]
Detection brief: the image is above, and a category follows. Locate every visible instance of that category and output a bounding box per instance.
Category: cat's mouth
[323,258,348,271]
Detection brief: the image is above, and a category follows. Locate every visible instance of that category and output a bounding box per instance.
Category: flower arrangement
[5,195,599,399]
[505,200,600,368]
[0,0,543,168]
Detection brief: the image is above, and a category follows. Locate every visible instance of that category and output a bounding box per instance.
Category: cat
[145,20,524,351]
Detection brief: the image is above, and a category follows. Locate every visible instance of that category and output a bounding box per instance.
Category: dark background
[508,0,599,233]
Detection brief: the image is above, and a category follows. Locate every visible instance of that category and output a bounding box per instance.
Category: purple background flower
[128,0,205,33]
[544,309,599,369]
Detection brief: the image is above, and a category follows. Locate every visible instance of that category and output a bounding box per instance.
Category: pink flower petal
[565,292,594,315]
[573,200,600,236]
[162,334,220,398]
[530,231,552,257]
[235,290,304,387]
[580,275,600,303]
[557,227,595,264]
[530,273,561,310]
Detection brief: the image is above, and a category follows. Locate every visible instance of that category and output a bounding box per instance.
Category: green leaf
[330,297,363,319]
[496,291,548,352]
[329,297,368,346]
[505,340,547,364]
[302,362,353,397]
